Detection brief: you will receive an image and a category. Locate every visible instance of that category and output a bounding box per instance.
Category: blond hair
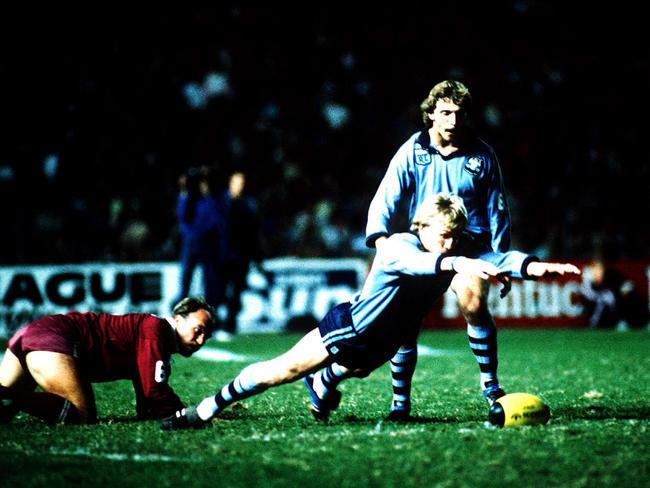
[410,193,468,232]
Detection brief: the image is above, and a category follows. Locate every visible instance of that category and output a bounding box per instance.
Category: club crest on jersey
[464,156,483,176]
[415,149,432,165]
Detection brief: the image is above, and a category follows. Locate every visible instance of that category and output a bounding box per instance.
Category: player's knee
[459,294,485,318]
[34,376,58,394]
[454,278,489,319]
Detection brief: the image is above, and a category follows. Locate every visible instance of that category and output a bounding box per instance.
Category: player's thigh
[0,348,36,391]
[266,329,331,383]
[24,351,91,406]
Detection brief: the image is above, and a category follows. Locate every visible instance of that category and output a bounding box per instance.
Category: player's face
[175,309,212,357]
[428,99,467,144]
[418,215,457,254]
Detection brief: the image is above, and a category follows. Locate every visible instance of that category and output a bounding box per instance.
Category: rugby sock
[312,363,347,399]
[9,391,83,424]
[390,346,417,408]
[467,320,499,389]
[196,363,267,420]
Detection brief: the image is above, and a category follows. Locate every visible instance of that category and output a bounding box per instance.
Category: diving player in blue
[160,194,579,429]
[365,80,516,420]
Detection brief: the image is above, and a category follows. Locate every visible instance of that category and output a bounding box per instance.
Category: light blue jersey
[366,131,511,253]
[349,233,532,340]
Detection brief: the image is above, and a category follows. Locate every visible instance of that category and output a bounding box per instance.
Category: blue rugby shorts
[318,302,402,371]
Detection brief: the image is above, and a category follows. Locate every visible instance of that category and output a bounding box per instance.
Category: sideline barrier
[0,259,368,338]
[1,259,648,337]
[426,260,649,328]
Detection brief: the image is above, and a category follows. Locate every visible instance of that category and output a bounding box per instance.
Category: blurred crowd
[1,4,648,265]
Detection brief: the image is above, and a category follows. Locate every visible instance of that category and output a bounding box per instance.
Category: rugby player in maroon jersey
[0,297,215,424]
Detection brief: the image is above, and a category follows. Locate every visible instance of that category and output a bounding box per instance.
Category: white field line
[47,447,177,462]
[0,348,256,364]
[193,347,258,362]
[195,344,457,363]
[216,420,485,444]
[416,344,462,357]
[0,345,457,365]
[40,422,482,463]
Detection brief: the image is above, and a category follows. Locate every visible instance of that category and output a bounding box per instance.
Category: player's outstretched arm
[441,256,500,280]
[526,262,581,278]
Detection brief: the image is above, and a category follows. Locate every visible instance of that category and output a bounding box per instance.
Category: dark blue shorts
[318,302,405,371]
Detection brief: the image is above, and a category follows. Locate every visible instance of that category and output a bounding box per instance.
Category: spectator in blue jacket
[175,167,227,312]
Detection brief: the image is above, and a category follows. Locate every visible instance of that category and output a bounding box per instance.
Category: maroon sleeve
[133,318,184,419]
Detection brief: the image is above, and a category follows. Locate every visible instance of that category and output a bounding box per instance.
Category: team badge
[415,150,432,165]
[498,193,507,212]
[464,156,483,175]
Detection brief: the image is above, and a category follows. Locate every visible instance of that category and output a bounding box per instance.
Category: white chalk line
[193,346,257,362]
[46,447,177,462]
[39,422,477,463]
[417,344,462,357]
[194,344,458,363]
[1,344,459,365]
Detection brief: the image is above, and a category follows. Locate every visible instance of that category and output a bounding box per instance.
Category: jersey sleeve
[365,142,414,248]
[485,151,511,253]
[479,250,539,279]
[380,235,446,277]
[133,327,184,420]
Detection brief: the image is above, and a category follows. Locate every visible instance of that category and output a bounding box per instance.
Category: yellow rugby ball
[488,392,550,427]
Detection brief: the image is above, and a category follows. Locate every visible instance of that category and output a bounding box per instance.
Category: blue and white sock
[196,363,267,421]
[467,320,499,390]
[313,363,347,399]
[390,346,417,409]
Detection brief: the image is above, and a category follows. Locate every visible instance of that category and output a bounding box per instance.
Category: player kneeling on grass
[161,193,580,430]
[0,297,216,424]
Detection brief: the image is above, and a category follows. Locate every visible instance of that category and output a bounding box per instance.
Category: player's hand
[496,273,512,298]
[526,262,582,278]
[453,257,500,280]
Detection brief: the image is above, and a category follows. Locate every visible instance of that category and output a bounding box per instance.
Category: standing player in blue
[363,80,516,420]
[160,194,579,429]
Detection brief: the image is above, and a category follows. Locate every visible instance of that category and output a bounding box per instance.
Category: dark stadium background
[0,3,648,265]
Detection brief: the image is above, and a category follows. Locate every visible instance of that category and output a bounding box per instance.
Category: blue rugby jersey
[366,131,511,253]
[349,233,532,338]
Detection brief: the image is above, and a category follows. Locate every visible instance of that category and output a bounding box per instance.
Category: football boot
[483,380,507,406]
[160,405,207,431]
[304,374,342,421]
[385,400,411,422]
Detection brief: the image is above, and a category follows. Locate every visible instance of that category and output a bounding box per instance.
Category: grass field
[1,329,649,488]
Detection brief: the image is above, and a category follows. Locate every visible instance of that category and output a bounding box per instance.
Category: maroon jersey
[9,312,184,419]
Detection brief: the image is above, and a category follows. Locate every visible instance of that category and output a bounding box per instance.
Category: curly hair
[420,80,472,127]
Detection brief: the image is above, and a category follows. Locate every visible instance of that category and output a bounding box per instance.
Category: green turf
[1,329,649,487]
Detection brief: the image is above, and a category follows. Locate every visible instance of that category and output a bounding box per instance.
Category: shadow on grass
[338,414,478,425]
[552,404,650,421]
[96,416,141,424]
